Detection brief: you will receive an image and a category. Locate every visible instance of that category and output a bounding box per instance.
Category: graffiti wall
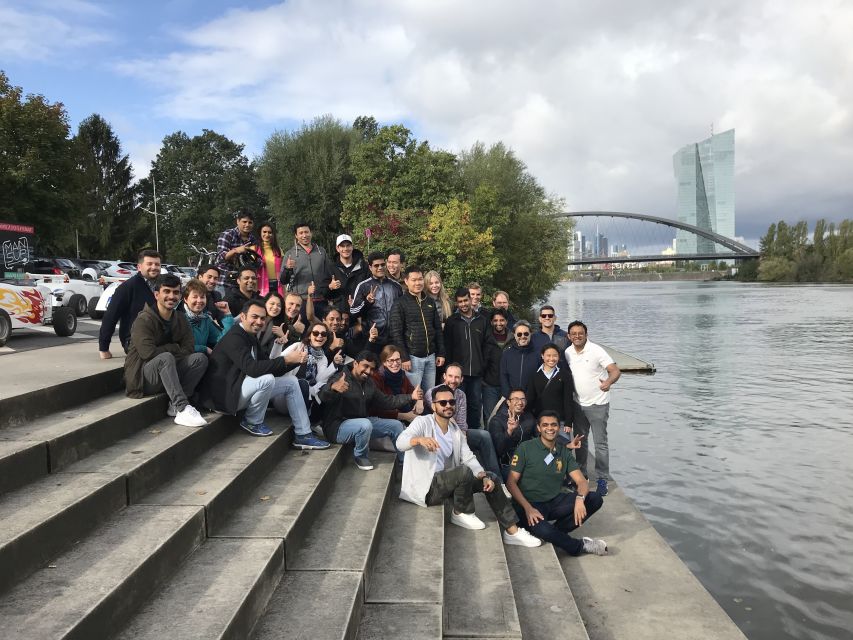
[1,222,35,275]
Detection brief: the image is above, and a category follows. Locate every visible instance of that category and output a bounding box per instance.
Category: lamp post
[140,176,166,252]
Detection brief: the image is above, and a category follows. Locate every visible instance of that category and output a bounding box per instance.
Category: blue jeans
[238,374,276,425]
[481,383,501,424]
[267,375,311,436]
[461,376,483,429]
[465,428,501,477]
[406,354,436,391]
[515,491,604,556]
[336,417,405,459]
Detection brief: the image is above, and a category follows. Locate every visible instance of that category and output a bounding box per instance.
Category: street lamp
[140,176,166,252]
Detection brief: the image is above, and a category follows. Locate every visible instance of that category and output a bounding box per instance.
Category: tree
[257,115,357,249]
[139,130,266,264]
[341,123,461,243]
[759,223,776,256]
[73,114,141,258]
[758,256,795,281]
[420,199,498,291]
[0,71,79,254]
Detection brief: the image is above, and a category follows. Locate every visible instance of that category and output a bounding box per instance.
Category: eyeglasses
[515,332,530,338]
[310,330,328,338]
[435,399,457,407]
[509,397,527,402]
[385,357,402,364]
[371,263,386,269]
[540,313,554,318]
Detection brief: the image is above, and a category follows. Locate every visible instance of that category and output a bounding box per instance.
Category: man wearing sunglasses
[350,251,403,349]
[396,385,541,547]
[530,305,569,358]
[499,320,539,400]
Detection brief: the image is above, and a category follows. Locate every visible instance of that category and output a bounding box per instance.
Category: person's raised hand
[331,375,349,393]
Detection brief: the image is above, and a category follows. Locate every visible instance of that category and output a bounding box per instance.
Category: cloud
[114,0,853,238]
[0,1,111,60]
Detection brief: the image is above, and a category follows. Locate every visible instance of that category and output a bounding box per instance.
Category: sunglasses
[540,313,554,318]
[310,330,328,338]
[515,332,530,337]
[435,399,457,407]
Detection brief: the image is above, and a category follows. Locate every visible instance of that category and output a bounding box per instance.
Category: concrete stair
[0,358,602,640]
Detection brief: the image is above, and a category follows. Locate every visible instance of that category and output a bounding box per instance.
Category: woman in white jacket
[281,321,343,423]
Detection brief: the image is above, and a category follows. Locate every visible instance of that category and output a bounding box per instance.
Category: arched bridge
[557,211,760,265]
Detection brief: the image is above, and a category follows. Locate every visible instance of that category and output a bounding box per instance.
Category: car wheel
[53,307,77,337]
[68,293,87,317]
[88,296,104,320]
[0,309,11,347]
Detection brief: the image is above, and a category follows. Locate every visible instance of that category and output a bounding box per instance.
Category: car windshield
[118,263,136,270]
[55,259,76,268]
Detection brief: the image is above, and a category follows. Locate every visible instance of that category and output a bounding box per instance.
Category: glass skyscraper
[673,129,735,254]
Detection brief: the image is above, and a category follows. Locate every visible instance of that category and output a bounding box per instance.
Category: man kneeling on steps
[506,411,608,556]
[396,385,541,547]
[125,273,208,427]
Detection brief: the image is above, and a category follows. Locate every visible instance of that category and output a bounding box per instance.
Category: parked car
[178,266,197,278]
[23,257,82,280]
[162,264,191,286]
[76,259,112,281]
[99,260,137,278]
[0,279,77,346]
[28,273,105,317]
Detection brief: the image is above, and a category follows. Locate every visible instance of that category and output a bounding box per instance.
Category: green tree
[73,114,141,258]
[735,258,759,281]
[257,115,357,248]
[757,256,796,281]
[139,129,266,263]
[759,223,776,256]
[0,70,79,254]
[812,219,826,260]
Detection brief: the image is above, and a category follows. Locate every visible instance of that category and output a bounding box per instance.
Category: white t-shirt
[433,423,455,472]
[565,340,615,406]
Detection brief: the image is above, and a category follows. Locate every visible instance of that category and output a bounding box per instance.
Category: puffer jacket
[499,342,539,399]
[443,311,494,378]
[389,291,445,361]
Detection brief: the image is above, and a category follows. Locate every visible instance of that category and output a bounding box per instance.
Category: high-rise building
[673,129,735,254]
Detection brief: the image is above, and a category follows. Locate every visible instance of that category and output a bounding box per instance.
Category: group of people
[96,208,622,557]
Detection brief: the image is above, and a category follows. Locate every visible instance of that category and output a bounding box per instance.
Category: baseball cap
[336,234,353,246]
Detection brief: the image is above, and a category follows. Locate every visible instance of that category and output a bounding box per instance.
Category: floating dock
[602,344,656,373]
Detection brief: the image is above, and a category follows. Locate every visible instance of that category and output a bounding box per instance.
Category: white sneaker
[450,510,486,530]
[174,404,208,427]
[582,536,608,555]
[502,528,542,547]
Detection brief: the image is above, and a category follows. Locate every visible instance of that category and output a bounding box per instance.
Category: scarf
[382,367,406,395]
[304,345,325,386]
[184,306,207,328]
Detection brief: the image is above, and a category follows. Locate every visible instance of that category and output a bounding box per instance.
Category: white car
[99,260,137,278]
[0,279,77,347]
[27,274,104,317]
[162,264,192,286]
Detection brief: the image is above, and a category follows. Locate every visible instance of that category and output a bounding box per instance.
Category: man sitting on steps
[124,273,208,427]
[396,385,541,548]
[506,410,608,556]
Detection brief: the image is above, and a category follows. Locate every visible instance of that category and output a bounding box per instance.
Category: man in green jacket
[125,273,208,427]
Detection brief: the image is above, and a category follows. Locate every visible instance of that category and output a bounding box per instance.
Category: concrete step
[357,603,441,640]
[0,470,126,593]
[0,393,167,473]
[443,493,522,639]
[251,570,363,640]
[504,544,589,640]
[114,537,284,640]
[137,418,291,534]
[287,453,395,582]
[365,489,444,605]
[0,439,46,495]
[0,346,125,429]
[0,504,205,640]
[212,446,344,564]
[65,412,233,503]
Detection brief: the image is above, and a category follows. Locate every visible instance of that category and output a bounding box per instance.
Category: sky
[2,0,852,245]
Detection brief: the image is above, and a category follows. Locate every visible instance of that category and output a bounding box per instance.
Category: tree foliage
[257,115,357,248]
[73,114,142,258]
[139,129,266,263]
[753,217,852,282]
[0,70,79,254]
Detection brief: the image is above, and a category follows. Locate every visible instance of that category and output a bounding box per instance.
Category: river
[546,281,853,640]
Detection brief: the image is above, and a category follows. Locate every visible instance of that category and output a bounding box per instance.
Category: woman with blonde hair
[425,270,452,326]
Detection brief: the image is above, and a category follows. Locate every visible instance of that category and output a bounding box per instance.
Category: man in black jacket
[350,252,403,348]
[99,249,161,358]
[389,265,445,390]
[488,389,537,478]
[328,234,369,309]
[319,351,421,471]
[225,266,262,317]
[199,299,329,449]
[443,287,495,429]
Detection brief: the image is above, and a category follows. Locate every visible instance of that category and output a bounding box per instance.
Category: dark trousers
[142,352,208,412]
[461,376,483,429]
[515,491,604,556]
[425,465,518,530]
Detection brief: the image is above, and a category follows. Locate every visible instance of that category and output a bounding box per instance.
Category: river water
[546,281,853,640]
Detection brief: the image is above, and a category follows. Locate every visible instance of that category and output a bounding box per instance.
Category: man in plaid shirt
[215,209,259,293]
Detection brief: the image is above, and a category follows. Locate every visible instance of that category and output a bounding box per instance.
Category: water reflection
[547,281,853,640]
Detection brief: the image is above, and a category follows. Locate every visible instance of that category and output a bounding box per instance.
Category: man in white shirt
[565,321,621,496]
[396,385,541,547]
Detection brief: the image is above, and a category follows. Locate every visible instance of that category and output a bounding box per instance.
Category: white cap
[336,234,353,246]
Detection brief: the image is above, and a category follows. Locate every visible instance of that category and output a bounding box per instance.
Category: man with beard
[225,267,262,317]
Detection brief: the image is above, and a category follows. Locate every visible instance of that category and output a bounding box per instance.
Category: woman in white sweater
[281,321,343,422]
